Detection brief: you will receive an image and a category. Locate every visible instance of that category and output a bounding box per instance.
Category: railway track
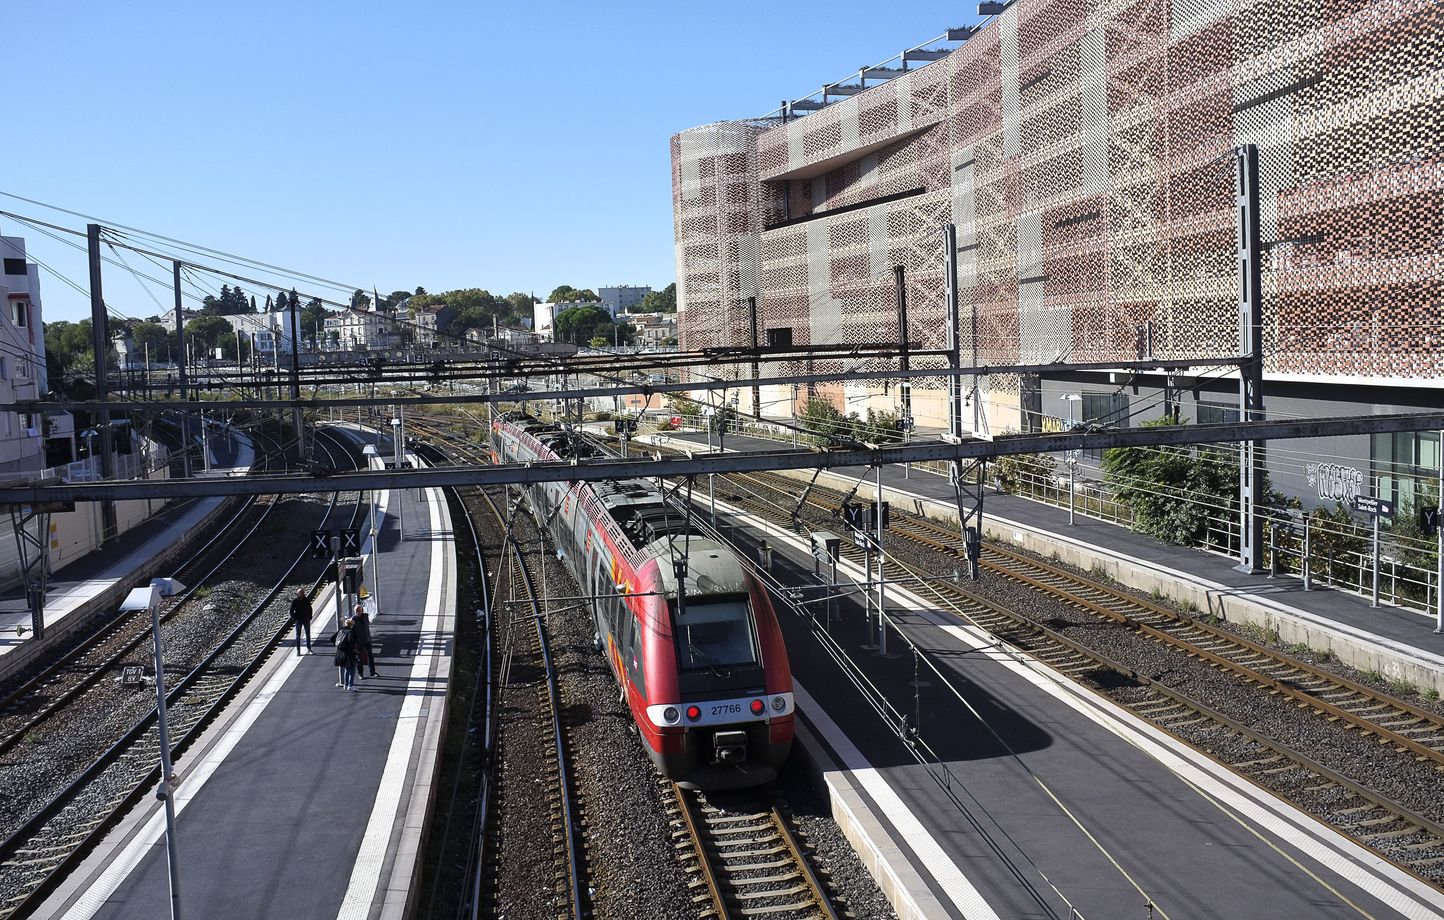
[698,464,1444,885]
[0,430,368,919]
[730,463,1444,763]
[418,427,587,920]
[670,784,840,920]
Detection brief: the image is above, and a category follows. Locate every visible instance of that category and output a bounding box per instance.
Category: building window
[2,258,25,276]
[1372,431,1439,511]
[1080,392,1129,460]
[1196,401,1239,426]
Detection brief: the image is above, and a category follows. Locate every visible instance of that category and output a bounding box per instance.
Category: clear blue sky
[7,0,977,323]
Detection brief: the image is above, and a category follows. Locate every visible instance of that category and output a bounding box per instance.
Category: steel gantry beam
[22,354,1248,416]
[4,412,1444,504]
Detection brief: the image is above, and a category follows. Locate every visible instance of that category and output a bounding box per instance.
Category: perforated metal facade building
[672,0,1444,446]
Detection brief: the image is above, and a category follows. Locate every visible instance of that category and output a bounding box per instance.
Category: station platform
[31,429,457,920]
[646,430,1444,919]
[649,430,1444,691]
[0,430,254,681]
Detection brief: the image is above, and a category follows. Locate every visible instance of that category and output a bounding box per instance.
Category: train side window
[623,604,646,696]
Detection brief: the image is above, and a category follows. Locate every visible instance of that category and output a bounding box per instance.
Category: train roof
[499,416,750,596]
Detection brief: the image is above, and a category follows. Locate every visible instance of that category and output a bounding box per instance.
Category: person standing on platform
[289,589,313,654]
[333,618,357,691]
[352,602,378,678]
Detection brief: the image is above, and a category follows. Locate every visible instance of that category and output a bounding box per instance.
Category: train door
[592,555,611,656]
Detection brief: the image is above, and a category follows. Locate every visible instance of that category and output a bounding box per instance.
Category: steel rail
[0,429,365,919]
[0,488,276,762]
[434,425,586,920]
[727,461,1444,770]
[0,424,288,751]
[671,784,730,919]
[978,540,1444,766]
[711,467,1444,885]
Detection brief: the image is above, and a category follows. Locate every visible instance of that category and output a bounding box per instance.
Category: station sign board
[1352,495,1395,519]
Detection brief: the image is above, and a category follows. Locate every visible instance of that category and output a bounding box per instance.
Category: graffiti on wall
[1306,462,1364,504]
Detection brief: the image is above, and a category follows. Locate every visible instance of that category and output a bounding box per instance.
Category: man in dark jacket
[289,589,313,654]
[352,602,377,678]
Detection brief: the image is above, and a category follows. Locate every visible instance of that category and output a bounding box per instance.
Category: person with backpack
[352,603,378,678]
[333,618,358,692]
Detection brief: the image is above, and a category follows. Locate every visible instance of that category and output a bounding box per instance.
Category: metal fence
[661,416,1440,616]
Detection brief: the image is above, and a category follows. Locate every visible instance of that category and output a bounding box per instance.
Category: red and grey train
[491,416,794,789]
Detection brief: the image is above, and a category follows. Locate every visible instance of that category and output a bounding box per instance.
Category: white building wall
[0,235,48,479]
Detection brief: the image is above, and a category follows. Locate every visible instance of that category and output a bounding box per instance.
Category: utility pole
[875,464,887,656]
[943,224,964,442]
[894,266,911,478]
[748,296,761,420]
[1235,144,1266,573]
[288,294,303,459]
[87,225,118,543]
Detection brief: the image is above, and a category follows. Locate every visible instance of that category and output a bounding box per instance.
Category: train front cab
[639,576,794,790]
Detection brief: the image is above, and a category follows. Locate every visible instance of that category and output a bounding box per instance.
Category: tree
[554,304,614,344]
[351,289,372,311]
[184,315,236,355]
[44,319,96,382]
[1101,418,1238,545]
[798,397,851,446]
[547,284,598,304]
[637,282,677,313]
[505,292,538,322]
[200,284,250,316]
[129,321,173,364]
[300,299,328,346]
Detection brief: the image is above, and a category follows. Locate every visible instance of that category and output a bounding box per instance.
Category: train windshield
[674,599,758,670]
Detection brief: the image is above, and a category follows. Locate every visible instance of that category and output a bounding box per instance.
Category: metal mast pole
[87,225,117,542]
[943,224,963,442]
[1234,144,1266,573]
[289,296,303,458]
[894,265,911,478]
[875,463,887,656]
[748,296,761,420]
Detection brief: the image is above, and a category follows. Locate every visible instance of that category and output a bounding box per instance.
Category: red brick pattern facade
[673,0,1444,419]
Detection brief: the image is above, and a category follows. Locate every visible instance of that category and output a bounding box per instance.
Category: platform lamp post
[1061,395,1082,525]
[390,416,405,541]
[122,585,182,920]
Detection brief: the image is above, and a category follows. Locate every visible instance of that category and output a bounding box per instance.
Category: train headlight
[662,706,680,724]
[685,705,701,721]
[771,695,786,712]
[750,699,765,716]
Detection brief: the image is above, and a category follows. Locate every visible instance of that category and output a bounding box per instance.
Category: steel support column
[748,296,761,420]
[173,262,192,478]
[951,459,985,580]
[942,224,964,442]
[9,507,50,639]
[1235,145,1266,574]
[87,224,118,543]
